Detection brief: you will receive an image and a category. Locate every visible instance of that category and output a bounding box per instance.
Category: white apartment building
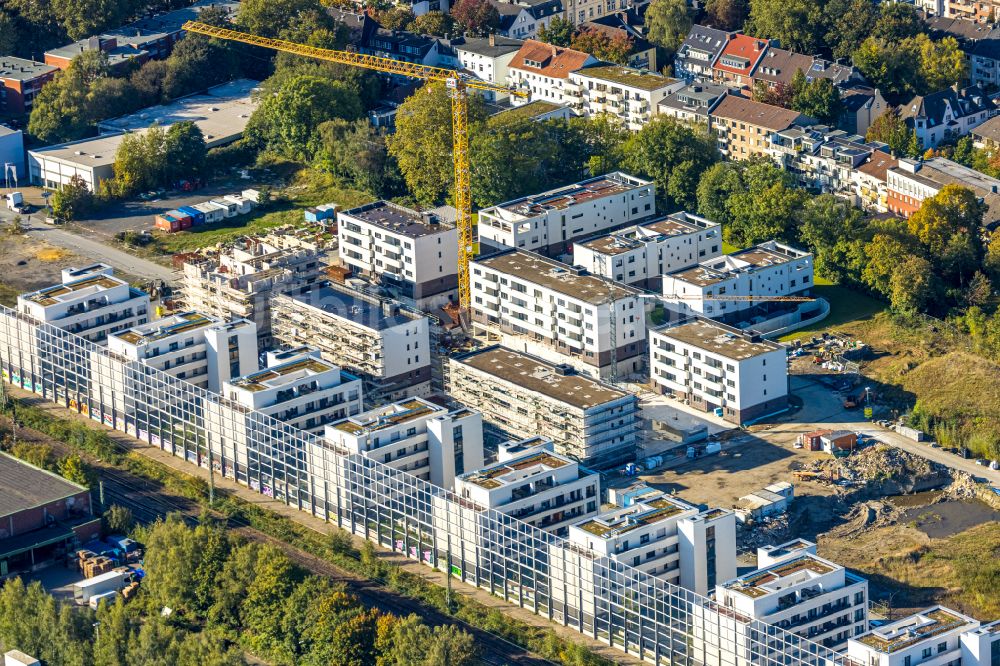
[18,264,149,344]
[324,397,484,489]
[447,346,639,467]
[567,65,684,130]
[224,347,362,434]
[572,211,722,290]
[507,40,597,108]
[847,607,991,666]
[477,172,655,256]
[716,540,869,650]
[649,319,788,424]
[568,485,736,596]
[107,312,258,392]
[661,241,814,322]
[470,250,646,379]
[181,231,325,347]
[271,283,432,404]
[453,35,523,102]
[337,201,459,309]
[455,438,600,536]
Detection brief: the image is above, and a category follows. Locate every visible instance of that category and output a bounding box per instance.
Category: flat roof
[230,356,338,392]
[462,450,573,489]
[29,133,126,169]
[476,250,639,305]
[0,452,87,518]
[655,320,781,361]
[330,398,441,435]
[454,346,631,410]
[113,311,217,345]
[0,57,57,82]
[579,212,717,256]
[498,100,565,120]
[577,65,678,91]
[856,607,978,653]
[486,172,649,219]
[22,274,127,306]
[576,494,694,537]
[724,554,838,598]
[341,200,455,237]
[286,285,420,330]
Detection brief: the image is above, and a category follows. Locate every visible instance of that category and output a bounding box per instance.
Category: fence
[0,304,846,666]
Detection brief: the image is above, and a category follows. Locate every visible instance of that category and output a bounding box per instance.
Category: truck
[72,569,131,604]
[88,590,119,610]
[4,191,24,213]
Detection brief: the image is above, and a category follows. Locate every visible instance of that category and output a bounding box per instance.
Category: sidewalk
[7,386,643,666]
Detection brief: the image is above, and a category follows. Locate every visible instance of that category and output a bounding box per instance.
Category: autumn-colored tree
[570,27,634,65]
[451,0,500,35]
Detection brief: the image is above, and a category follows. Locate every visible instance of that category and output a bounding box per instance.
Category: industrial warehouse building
[28,79,259,191]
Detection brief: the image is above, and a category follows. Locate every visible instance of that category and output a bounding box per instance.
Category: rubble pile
[738,515,791,550]
[832,444,937,483]
[824,500,902,539]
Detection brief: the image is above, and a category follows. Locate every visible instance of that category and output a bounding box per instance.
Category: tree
[621,116,718,210]
[866,108,919,157]
[10,442,54,469]
[705,0,749,30]
[102,505,135,536]
[315,119,402,197]
[907,184,985,256]
[915,34,968,93]
[571,28,634,65]
[862,232,914,296]
[645,0,693,54]
[389,615,476,666]
[791,74,844,124]
[871,2,924,42]
[387,82,488,204]
[724,160,807,246]
[889,255,937,313]
[28,51,109,142]
[452,0,500,35]
[163,122,207,183]
[0,11,20,55]
[753,80,793,108]
[412,11,455,36]
[236,0,326,37]
[246,74,364,160]
[696,162,743,226]
[52,0,129,40]
[379,6,415,30]
[537,17,575,47]
[747,0,824,53]
[50,174,94,221]
[161,35,240,100]
[797,194,869,282]
[823,0,877,59]
[58,454,90,486]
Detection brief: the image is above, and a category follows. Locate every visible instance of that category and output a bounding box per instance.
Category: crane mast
[182,20,525,312]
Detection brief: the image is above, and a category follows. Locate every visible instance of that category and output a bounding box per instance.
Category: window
[937,643,947,654]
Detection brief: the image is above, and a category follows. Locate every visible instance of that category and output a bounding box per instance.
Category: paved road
[788,375,1000,486]
[19,217,177,284]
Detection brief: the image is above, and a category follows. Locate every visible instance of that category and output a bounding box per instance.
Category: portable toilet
[210,199,238,218]
[177,206,204,227]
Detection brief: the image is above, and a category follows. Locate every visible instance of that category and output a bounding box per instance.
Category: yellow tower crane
[182,20,527,311]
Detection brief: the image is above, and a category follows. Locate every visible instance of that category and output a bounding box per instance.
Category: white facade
[477,172,655,255]
[568,485,736,596]
[567,66,684,130]
[470,250,646,379]
[507,43,598,108]
[847,607,985,666]
[337,201,459,309]
[649,319,788,424]
[325,397,484,490]
[18,265,149,344]
[108,312,258,393]
[717,540,869,649]
[448,346,640,467]
[271,284,432,403]
[572,211,722,289]
[224,347,362,434]
[661,241,814,321]
[455,438,600,536]
[454,35,523,102]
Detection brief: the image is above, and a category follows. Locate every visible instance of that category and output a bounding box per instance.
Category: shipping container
[72,569,129,604]
[154,212,181,233]
[193,201,226,224]
[223,194,254,214]
[177,206,205,226]
[210,199,238,217]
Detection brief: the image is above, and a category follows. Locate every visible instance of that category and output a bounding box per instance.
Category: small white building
[572,211,722,290]
[224,347,363,434]
[649,319,788,424]
[568,486,736,596]
[734,481,794,524]
[470,250,646,379]
[108,312,258,392]
[847,606,985,666]
[337,201,459,309]
[661,241,814,323]
[455,438,600,536]
[567,65,684,130]
[477,172,655,256]
[716,539,869,649]
[271,283,432,404]
[18,264,149,343]
[453,35,523,102]
[325,397,484,490]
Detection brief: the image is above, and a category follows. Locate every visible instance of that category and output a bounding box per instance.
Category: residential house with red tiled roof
[852,150,897,212]
[508,40,598,108]
[712,34,773,91]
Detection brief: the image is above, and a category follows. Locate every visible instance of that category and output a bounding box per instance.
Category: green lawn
[722,240,742,255]
[778,276,886,342]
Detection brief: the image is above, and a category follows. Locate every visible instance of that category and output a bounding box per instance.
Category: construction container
[210,199,238,217]
[223,194,254,214]
[895,425,925,442]
[73,569,129,604]
[154,213,181,233]
[177,206,205,226]
[304,203,337,223]
[177,214,193,230]
[193,201,226,224]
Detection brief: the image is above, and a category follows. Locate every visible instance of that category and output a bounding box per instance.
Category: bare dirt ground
[0,233,91,299]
